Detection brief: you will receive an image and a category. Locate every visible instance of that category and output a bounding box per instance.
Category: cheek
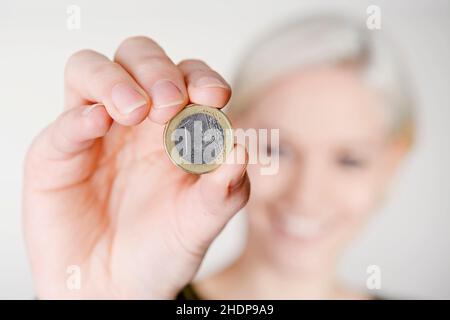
[332,169,384,222]
[247,161,292,203]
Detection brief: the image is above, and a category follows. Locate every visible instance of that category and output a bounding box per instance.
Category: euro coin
[163,104,233,174]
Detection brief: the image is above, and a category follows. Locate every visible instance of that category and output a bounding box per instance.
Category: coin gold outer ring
[163,104,234,174]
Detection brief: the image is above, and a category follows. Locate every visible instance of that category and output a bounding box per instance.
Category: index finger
[64,49,151,126]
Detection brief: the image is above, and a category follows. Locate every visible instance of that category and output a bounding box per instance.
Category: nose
[281,155,326,216]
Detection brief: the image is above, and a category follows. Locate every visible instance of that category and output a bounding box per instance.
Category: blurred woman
[189,15,415,299]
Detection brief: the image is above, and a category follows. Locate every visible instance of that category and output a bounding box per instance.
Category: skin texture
[194,65,410,299]
[23,36,250,299]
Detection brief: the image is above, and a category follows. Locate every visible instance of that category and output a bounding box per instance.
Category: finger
[178,59,231,108]
[114,36,189,124]
[184,144,250,250]
[65,49,150,126]
[25,104,113,190]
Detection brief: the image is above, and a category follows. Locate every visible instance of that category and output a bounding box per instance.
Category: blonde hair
[229,14,416,146]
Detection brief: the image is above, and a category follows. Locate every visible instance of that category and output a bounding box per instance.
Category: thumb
[25,104,113,191]
[183,143,250,251]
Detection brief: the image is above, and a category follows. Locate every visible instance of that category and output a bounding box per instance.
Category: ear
[383,134,412,180]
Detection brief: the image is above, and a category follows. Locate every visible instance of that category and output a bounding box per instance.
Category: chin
[266,232,333,271]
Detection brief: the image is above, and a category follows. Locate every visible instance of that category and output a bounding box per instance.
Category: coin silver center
[173,113,224,164]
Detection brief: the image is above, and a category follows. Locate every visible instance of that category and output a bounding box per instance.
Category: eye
[265,144,276,156]
[266,144,292,158]
[337,154,368,168]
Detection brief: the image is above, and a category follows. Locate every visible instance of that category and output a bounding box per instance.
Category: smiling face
[233,65,407,271]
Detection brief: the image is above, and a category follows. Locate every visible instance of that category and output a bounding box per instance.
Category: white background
[1,0,449,299]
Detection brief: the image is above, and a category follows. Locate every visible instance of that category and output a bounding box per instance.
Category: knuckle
[89,61,123,79]
[65,49,98,75]
[135,56,177,78]
[118,35,161,52]
[140,56,171,69]
[67,49,96,63]
[69,49,95,61]
[190,69,221,80]
[178,58,210,70]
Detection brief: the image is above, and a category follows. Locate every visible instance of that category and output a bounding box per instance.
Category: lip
[269,212,327,245]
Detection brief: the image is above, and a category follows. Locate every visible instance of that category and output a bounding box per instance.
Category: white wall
[1,0,449,299]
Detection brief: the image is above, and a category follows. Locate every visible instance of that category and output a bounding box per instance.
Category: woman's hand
[23,36,250,299]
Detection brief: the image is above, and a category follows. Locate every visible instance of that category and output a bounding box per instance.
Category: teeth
[278,215,323,239]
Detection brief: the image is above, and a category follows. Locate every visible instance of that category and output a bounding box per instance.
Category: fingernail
[82,103,103,116]
[111,83,147,114]
[194,76,228,89]
[150,79,184,109]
